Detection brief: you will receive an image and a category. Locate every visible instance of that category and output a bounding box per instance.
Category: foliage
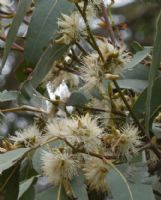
[0,0,161,199]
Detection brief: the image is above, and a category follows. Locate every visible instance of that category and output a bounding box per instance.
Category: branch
[0,105,47,114]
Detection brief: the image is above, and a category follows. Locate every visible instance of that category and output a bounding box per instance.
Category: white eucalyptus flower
[113,124,142,158]
[10,125,42,148]
[41,150,78,185]
[56,12,84,44]
[97,39,131,74]
[47,117,69,137]
[66,113,103,152]
[83,157,109,192]
[81,53,104,92]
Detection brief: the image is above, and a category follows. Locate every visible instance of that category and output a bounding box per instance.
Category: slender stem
[56,64,80,75]
[74,105,126,117]
[0,105,47,114]
[100,1,116,45]
[57,184,62,200]
[75,3,105,62]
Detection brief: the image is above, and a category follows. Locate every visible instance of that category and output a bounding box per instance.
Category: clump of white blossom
[102,124,142,159]
[47,113,103,152]
[41,149,78,185]
[10,125,43,148]
[83,157,109,192]
[79,39,131,95]
[56,12,85,44]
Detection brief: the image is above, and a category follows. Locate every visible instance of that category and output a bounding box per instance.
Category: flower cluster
[56,12,84,44]
[10,125,43,148]
[47,113,103,152]
[102,124,141,159]
[2,0,147,198]
[41,149,78,185]
[81,40,131,93]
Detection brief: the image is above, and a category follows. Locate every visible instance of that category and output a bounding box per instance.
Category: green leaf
[117,79,148,92]
[19,159,38,182]
[131,41,144,52]
[145,11,161,137]
[19,183,36,200]
[30,43,69,88]
[32,148,44,174]
[132,76,161,124]
[24,0,73,66]
[17,80,48,111]
[67,92,89,106]
[36,186,68,200]
[0,148,29,174]
[71,174,88,200]
[18,177,36,199]
[122,64,149,80]
[107,166,155,200]
[0,90,18,102]
[5,165,20,200]
[1,0,32,69]
[123,47,151,70]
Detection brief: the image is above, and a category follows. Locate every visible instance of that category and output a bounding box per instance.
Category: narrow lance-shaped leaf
[24,0,73,66]
[29,43,69,88]
[145,11,161,136]
[132,77,161,123]
[5,165,20,200]
[1,0,32,70]
[0,90,19,102]
[107,164,155,200]
[0,148,29,174]
[123,47,151,71]
[18,177,36,199]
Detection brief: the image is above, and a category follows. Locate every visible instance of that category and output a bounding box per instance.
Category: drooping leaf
[4,165,20,200]
[17,80,48,111]
[0,148,29,174]
[24,0,73,66]
[32,147,44,174]
[107,165,155,200]
[30,43,69,88]
[130,41,144,52]
[19,159,38,182]
[18,177,36,199]
[123,47,151,70]
[117,79,148,92]
[18,177,37,200]
[145,11,161,136]
[0,90,18,102]
[19,183,36,200]
[132,77,161,124]
[1,0,32,69]
[121,64,149,80]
